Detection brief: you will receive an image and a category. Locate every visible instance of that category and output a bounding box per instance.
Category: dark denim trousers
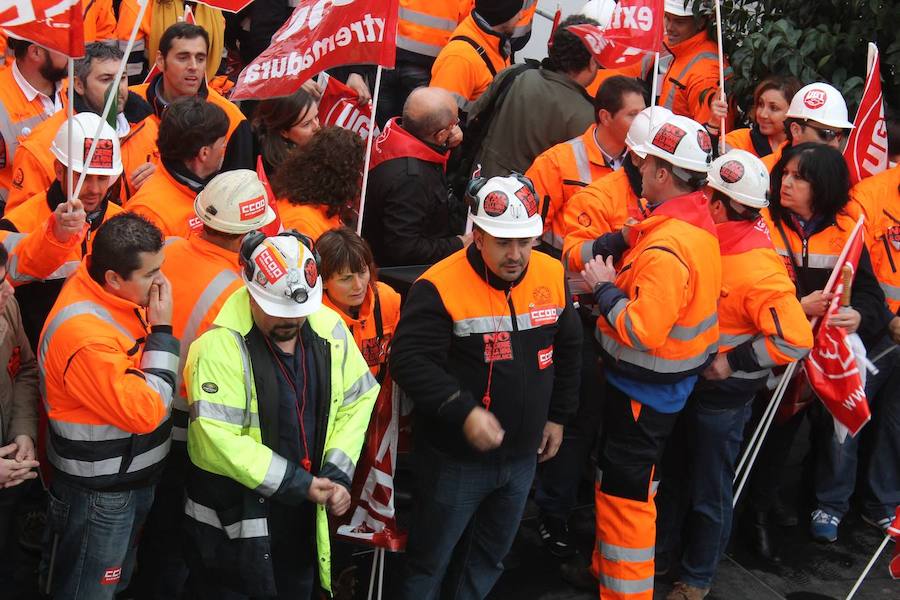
[815,336,900,520]
[675,392,752,589]
[397,443,536,600]
[40,477,154,599]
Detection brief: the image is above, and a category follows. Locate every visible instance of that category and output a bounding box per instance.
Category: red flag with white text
[317,73,380,142]
[231,0,399,101]
[803,224,871,437]
[568,0,664,68]
[843,43,888,186]
[336,372,407,551]
[1,0,85,58]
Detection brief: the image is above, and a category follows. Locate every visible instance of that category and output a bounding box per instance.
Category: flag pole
[356,65,383,236]
[650,51,660,109]
[713,0,726,152]
[66,58,75,208]
[73,0,150,201]
[845,534,891,600]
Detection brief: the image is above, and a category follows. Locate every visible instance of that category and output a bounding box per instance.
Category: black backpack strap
[773,219,807,296]
[451,35,498,77]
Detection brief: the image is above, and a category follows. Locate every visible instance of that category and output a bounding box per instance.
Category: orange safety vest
[165,234,243,442]
[430,14,510,109]
[277,200,344,242]
[0,66,64,205]
[323,281,401,378]
[850,165,900,313]
[397,0,473,59]
[561,167,646,273]
[715,219,812,383]
[4,108,160,212]
[83,0,117,42]
[595,191,721,382]
[526,124,616,253]
[511,0,538,48]
[39,262,179,489]
[126,164,203,238]
[658,31,729,126]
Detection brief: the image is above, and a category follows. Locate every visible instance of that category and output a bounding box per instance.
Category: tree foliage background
[708,0,900,123]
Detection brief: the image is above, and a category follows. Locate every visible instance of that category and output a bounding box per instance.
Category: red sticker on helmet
[719,160,745,183]
[803,89,827,110]
[696,130,712,153]
[239,194,267,221]
[515,185,538,217]
[255,246,286,284]
[303,257,318,287]
[482,191,509,217]
[651,123,687,154]
[83,138,114,170]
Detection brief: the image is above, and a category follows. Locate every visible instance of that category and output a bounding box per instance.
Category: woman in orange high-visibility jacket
[318,228,401,380]
[271,127,363,241]
[748,143,895,555]
[724,75,801,159]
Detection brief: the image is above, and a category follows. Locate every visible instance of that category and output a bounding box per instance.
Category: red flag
[568,0,664,68]
[889,506,900,579]
[804,224,871,437]
[547,5,562,49]
[317,73,380,142]
[191,0,254,12]
[1,0,85,58]
[336,372,407,551]
[844,43,888,186]
[231,0,399,101]
[256,155,282,237]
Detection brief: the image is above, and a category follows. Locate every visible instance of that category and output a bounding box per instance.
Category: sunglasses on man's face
[804,122,845,143]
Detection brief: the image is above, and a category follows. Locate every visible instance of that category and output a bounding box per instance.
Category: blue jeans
[815,336,900,520]
[40,477,155,599]
[398,443,536,600]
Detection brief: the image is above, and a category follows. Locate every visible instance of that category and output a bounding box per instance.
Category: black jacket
[390,245,582,460]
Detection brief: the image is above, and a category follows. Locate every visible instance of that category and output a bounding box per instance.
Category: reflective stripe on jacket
[850,165,900,313]
[39,263,178,490]
[397,0,473,59]
[183,287,378,594]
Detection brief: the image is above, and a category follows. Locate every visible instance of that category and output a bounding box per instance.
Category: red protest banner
[231,0,399,101]
[568,0,664,68]
[844,43,888,186]
[318,73,380,142]
[1,0,85,58]
[192,0,254,12]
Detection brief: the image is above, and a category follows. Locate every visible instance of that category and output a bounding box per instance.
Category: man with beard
[0,39,67,212]
[5,43,159,211]
[182,232,378,599]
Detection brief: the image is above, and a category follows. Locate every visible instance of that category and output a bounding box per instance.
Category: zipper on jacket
[802,237,809,269]
[883,237,897,273]
[506,292,517,332]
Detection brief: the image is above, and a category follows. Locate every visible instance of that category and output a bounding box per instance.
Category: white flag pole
[845,534,891,600]
[714,0,726,152]
[356,64,383,236]
[73,0,150,201]
[66,58,75,208]
[650,51,660,109]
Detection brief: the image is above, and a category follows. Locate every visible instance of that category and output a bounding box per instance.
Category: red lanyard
[264,335,313,472]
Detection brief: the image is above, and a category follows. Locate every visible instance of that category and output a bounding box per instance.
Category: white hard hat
[664,0,696,16]
[579,0,616,28]
[468,174,543,239]
[626,106,674,157]
[240,232,322,318]
[707,149,769,209]
[785,82,854,130]
[634,114,713,174]
[51,112,123,177]
[195,170,276,235]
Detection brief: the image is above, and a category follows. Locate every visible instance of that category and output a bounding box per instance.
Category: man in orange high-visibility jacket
[851,164,900,314]
[0,38,67,211]
[581,114,720,599]
[527,76,646,257]
[430,0,522,113]
[657,150,812,599]
[562,106,673,276]
[129,169,276,599]
[39,213,178,599]
[5,43,159,212]
[127,98,228,238]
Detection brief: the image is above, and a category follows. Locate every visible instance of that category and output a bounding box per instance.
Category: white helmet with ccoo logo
[195,169,277,235]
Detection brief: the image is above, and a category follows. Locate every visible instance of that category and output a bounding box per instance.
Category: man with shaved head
[362,86,470,267]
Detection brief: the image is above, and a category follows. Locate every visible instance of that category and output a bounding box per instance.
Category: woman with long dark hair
[253,87,321,178]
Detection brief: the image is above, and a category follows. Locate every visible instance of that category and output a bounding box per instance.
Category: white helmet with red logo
[240,232,322,318]
[707,149,769,209]
[633,114,713,174]
[51,112,123,177]
[468,173,543,238]
[626,106,674,157]
[195,169,277,234]
[785,82,854,130]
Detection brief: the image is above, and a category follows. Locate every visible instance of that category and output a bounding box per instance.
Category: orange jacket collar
[665,30,713,58]
[323,283,375,330]
[717,219,773,255]
[72,261,147,316]
[637,191,718,237]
